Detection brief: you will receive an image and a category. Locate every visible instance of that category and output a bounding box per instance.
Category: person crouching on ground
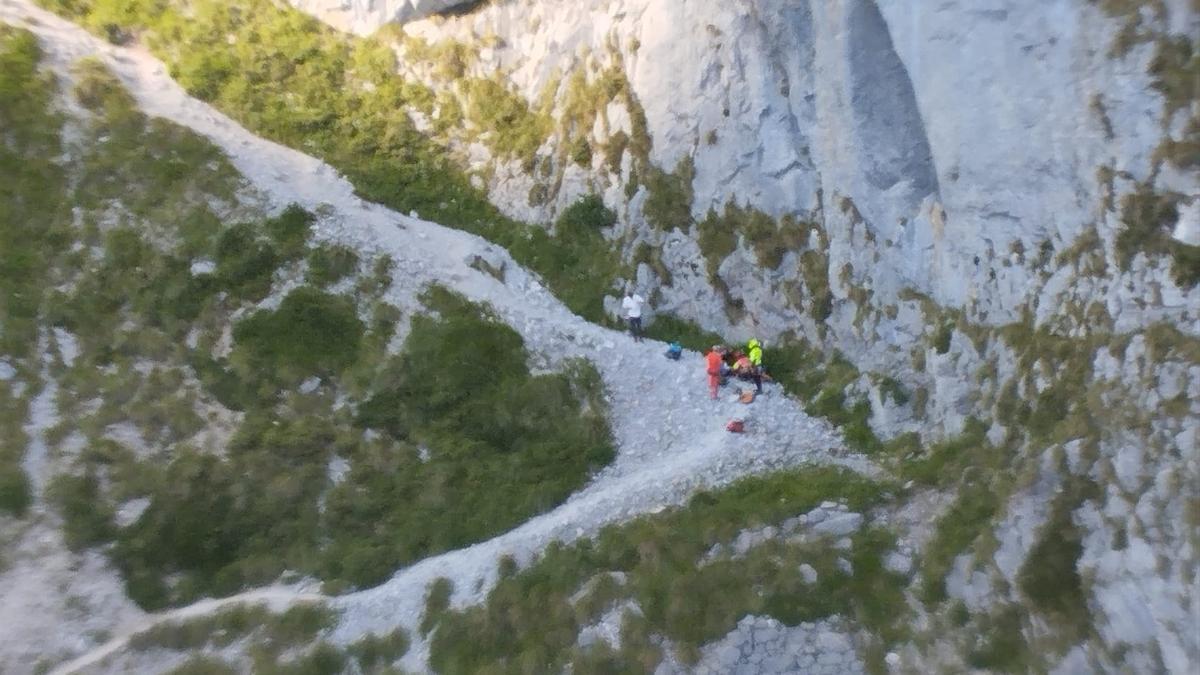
[705,345,725,400]
[731,351,753,377]
[622,289,645,342]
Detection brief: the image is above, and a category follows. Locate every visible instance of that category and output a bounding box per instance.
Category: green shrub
[232,287,364,379]
[348,628,410,671]
[557,194,616,231]
[1112,183,1198,288]
[642,157,695,231]
[0,464,32,516]
[932,321,954,354]
[48,471,116,550]
[1017,476,1098,641]
[214,223,281,301]
[307,243,359,286]
[265,205,316,260]
[508,196,623,323]
[0,26,71,360]
[421,577,454,635]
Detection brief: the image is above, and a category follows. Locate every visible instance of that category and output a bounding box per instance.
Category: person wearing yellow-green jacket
[747,338,763,394]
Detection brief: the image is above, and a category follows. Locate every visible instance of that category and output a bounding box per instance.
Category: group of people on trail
[705,341,764,399]
[621,289,767,405]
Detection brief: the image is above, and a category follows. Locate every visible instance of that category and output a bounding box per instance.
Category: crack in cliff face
[844,0,939,205]
[757,0,819,210]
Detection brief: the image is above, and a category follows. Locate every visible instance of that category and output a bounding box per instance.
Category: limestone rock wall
[288,0,478,35]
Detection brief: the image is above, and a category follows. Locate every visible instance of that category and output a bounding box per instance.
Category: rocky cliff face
[293,0,1200,671]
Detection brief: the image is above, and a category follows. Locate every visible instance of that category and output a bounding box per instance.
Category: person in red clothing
[705,345,725,400]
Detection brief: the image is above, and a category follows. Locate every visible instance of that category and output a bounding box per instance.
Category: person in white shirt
[621,290,645,342]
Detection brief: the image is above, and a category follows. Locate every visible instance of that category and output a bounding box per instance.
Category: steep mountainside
[288,1,1200,671]
[1,0,1197,673]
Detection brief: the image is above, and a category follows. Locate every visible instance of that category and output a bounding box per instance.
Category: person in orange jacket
[705,346,725,400]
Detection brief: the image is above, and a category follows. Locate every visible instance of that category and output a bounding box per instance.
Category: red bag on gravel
[726,419,745,433]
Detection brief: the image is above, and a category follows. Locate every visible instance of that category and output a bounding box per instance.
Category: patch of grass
[430,467,900,672]
[421,577,454,635]
[900,418,990,487]
[695,207,739,282]
[766,341,884,454]
[931,321,954,354]
[254,641,346,675]
[0,386,32,516]
[1095,0,1165,58]
[462,75,551,167]
[1114,182,1179,266]
[556,194,616,231]
[166,656,238,675]
[727,205,810,269]
[1017,475,1099,643]
[642,156,695,231]
[130,603,333,652]
[876,375,910,406]
[966,605,1030,672]
[0,461,32,516]
[71,57,240,221]
[641,315,725,353]
[0,26,71,361]
[920,480,999,604]
[213,223,283,302]
[1148,35,1198,117]
[1156,114,1199,170]
[799,249,833,322]
[631,242,673,286]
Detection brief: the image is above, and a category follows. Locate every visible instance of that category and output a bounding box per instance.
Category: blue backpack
[664,342,682,360]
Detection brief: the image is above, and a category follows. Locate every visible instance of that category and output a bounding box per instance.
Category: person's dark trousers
[753,367,762,394]
[628,316,643,341]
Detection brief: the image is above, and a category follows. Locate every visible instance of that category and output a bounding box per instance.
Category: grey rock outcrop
[288,0,476,34]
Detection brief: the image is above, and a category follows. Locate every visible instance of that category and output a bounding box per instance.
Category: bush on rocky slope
[38,0,631,323]
[26,58,616,608]
[428,466,904,673]
[0,25,72,515]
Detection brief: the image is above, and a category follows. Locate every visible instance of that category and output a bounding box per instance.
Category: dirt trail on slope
[0,1,875,672]
[45,588,327,675]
